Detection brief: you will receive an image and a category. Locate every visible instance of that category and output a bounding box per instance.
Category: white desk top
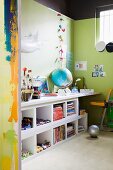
[21,92,100,110]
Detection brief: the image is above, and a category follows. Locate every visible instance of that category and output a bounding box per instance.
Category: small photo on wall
[75,61,87,71]
[92,64,106,77]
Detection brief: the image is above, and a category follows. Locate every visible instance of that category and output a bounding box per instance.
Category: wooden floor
[22,132,113,170]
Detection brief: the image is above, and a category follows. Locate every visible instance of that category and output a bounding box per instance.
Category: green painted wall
[74,18,113,124]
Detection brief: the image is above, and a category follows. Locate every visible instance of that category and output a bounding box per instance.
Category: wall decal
[0,0,19,169]
[92,65,106,77]
[21,32,41,53]
[55,13,66,68]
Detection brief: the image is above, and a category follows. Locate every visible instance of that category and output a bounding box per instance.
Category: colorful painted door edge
[0,0,19,169]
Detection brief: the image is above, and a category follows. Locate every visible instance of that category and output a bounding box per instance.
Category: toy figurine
[22,117,33,130]
[37,146,43,153]
[21,150,32,160]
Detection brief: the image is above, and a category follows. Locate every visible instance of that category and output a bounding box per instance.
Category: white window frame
[100,9,113,43]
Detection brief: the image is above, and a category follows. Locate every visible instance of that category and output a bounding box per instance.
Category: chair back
[106,89,113,102]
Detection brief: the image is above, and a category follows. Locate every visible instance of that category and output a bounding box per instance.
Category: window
[100,9,113,43]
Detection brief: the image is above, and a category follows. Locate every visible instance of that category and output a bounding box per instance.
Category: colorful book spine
[53,105,64,121]
[67,102,75,116]
[53,125,65,144]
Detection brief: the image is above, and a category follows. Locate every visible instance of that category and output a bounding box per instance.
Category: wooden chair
[90,89,113,129]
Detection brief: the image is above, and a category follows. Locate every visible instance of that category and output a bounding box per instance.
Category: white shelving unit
[21,95,88,163]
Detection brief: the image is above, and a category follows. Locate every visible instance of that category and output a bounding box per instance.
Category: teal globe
[51,68,73,88]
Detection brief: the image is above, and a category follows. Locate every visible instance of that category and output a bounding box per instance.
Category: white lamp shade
[95,41,106,52]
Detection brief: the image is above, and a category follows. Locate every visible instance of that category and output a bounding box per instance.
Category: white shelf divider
[22,135,36,155]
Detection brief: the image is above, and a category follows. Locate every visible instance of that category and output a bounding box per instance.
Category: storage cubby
[36,106,52,126]
[36,130,52,153]
[21,95,87,163]
[21,136,36,160]
[53,102,66,121]
[21,109,35,130]
[53,125,65,144]
[78,114,87,133]
[67,100,77,116]
[67,121,76,138]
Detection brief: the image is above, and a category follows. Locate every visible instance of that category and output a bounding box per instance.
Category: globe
[51,68,73,88]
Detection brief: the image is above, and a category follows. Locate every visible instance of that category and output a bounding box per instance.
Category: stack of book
[78,125,85,132]
[67,102,75,116]
[53,125,65,144]
[67,123,75,138]
[53,104,64,121]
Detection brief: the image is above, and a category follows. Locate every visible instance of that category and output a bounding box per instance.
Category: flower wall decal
[55,13,66,68]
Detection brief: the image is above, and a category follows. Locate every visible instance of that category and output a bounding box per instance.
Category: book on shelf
[67,126,73,132]
[53,125,65,144]
[53,104,64,121]
[78,125,85,132]
[67,129,75,138]
[67,123,75,138]
[67,101,75,115]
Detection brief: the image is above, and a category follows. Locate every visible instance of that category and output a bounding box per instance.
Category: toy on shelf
[37,146,43,153]
[21,89,34,102]
[72,78,81,93]
[22,68,33,90]
[43,93,58,97]
[37,140,51,153]
[36,118,51,126]
[21,150,33,160]
[33,76,49,93]
[21,67,34,101]
[67,123,75,138]
[32,90,41,99]
[43,140,51,148]
[22,117,33,130]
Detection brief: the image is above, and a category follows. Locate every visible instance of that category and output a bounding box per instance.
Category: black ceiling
[35,0,68,16]
[68,0,113,20]
[35,0,113,20]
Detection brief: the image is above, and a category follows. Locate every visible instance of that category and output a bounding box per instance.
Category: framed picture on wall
[92,64,106,77]
[33,76,49,93]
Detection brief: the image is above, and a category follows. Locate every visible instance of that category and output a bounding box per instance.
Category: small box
[80,89,94,94]
[80,110,86,115]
